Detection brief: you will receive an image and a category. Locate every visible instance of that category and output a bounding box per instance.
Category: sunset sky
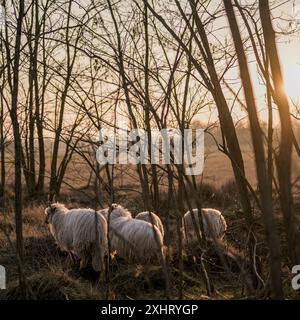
[211,0,300,125]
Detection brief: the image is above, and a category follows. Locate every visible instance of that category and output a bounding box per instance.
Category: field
[1,130,299,300]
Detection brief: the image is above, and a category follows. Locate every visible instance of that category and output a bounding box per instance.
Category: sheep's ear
[49,203,58,213]
[44,207,50,215]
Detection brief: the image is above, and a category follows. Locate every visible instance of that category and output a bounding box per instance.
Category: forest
[0,0,300,300]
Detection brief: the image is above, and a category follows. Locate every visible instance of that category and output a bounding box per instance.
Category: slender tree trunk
[187,0,259,287]
[0,83,5,201]
[50,0,74,199]
[34,0,45,194]
[0,49,5,201]
[224,0,283,299]
[144,3,159,211]
[107,0,150,208]
[27,4,36,196]
[9,0,27,297]
[259,0,299,265]
[145,1,257,286]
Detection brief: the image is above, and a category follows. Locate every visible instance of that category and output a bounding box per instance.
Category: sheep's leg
[67,252,77,266]
[90,248,105,287]
[91,248,103,272]
[79,257,88,270]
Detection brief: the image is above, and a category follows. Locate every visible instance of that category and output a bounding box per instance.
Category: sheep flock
[45,202,227,272]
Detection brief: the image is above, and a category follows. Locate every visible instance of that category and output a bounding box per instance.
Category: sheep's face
[44,203,65,224]
[45,206,55,224]
[109,204,132,220]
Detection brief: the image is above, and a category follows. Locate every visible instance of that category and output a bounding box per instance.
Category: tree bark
[9,0,27,297]
[224,0,283,299]
[259,0,299,265]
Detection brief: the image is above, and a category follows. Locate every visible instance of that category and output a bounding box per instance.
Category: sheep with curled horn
[135,211,164,238]
[183,208,227,246]
[45,203,108,272]
[100,204,165,264]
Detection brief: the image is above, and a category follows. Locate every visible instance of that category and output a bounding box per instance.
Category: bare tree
[224,0,283,299]
[144,0,260,287]
[5,0,27,297]
[259,0,300,266]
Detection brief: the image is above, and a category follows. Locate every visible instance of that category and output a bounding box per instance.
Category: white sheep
[99,203,132,221]
[135,211,164,238]
[45,203,108,272]
[183,208,227,245]
[100,204,164,264]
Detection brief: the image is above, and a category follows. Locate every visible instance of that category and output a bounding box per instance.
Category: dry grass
[0,270,101,300]
[1,149,300,300]
[0,184,252,300]
[0,181,283,301]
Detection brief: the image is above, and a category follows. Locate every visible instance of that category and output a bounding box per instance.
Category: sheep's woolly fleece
[100,204,164,263]
[183,208,227,244]
[98,203,132,221]
[135,211,165,238]
[45,203,108,272]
